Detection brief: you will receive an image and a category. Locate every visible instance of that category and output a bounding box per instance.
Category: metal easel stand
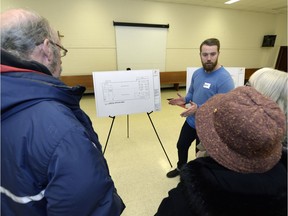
[102,112,173,168]
[103,115,115,155]
[147,111,172,168]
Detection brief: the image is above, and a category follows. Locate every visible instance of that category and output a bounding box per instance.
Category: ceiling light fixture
[225,0,240,4]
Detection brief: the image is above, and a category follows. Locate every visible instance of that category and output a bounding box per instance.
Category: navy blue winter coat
[1,50,125,216]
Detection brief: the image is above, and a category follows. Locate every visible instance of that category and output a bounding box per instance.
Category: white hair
[249,67,287,116]
[1,8,57,60]
[249,68,288,147]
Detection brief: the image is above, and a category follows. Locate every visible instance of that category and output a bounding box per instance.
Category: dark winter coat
[1,49,125,216]
[155,156,287,216]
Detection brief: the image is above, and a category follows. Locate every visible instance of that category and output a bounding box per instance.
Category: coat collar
[1,49,52,76]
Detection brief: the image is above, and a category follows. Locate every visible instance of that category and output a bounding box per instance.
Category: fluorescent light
[225,0,240,4]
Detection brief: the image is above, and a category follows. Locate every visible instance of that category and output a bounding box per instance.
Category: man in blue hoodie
[1,8,125,216]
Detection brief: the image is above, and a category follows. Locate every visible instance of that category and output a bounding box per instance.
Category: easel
[102,111,172,168]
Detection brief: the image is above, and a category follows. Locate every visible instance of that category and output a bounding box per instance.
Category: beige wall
[2,0,287,75]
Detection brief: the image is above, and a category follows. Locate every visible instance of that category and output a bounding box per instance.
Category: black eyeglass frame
[35,40,68,57]
[49,40,68,57]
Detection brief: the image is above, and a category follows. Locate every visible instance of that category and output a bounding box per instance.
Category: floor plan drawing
[102,76,150,105]
[93,69,161,117]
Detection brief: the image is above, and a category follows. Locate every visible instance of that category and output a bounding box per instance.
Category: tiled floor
[80,87,197,216]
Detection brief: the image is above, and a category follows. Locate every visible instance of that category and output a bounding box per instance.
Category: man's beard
[202,60,218,72]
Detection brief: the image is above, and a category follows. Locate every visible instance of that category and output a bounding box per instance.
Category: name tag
[203,82,211,89]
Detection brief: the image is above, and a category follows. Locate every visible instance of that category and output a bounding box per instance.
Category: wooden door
[275,46,287,72]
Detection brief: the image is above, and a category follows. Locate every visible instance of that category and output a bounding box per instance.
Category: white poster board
[93,69,161,117]
[186,67,245,93]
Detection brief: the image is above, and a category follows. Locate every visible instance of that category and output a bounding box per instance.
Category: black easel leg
[147,112,173,167]
[103,116,116,155]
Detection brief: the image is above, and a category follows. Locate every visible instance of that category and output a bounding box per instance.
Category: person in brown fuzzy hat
[155,86,287,216]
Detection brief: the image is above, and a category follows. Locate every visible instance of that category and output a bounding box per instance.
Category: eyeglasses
[49,41,68,57]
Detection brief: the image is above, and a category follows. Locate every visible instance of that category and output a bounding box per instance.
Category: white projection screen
[114,22,169,71]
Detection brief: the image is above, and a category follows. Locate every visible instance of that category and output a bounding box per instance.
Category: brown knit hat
[196,86,286,173]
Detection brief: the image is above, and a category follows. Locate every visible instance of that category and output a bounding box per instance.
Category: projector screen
[114,23,168,71]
